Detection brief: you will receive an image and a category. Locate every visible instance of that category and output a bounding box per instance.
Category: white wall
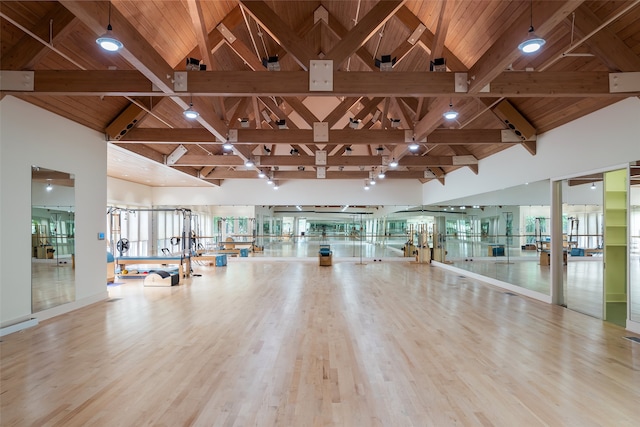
[423,98,640,205]
[152,179,424,206]
[107,176,153,207]
[1,96,108,326]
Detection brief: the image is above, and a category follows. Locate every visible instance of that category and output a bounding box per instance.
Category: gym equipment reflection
[31,166,75,312]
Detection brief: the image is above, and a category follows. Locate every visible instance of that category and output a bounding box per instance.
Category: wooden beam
[239,0,317,70]
[228,97,251,128]
[394,97,415,130]
[175,155,244,166]
[1,4,77,70]
[429,0,454,62]
[186,0,216,71]
[393,6,467,72]
[59,1,174,92]
[120,127,523,146]
[569,4,640,72]
[326,0,406,70]
[413,97,451,140]
[282,97,319,127]
[324,97,362,128]
[342,97,385,129]
[183,6,244,62]
[449,146,478,174]
[259,97,299,129]
[58,1,228,142]
[323,10,376,71]
[427,128,515,144]
[467,0,584,93]
[14,70,628,97]
[521,141,537,156]
[251,97,263,129]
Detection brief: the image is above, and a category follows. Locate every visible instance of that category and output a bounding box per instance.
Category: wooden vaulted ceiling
[1,0,639,187]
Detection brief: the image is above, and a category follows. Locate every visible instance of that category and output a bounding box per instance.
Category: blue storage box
[492,247,504,256]
[571,248,584,256]
[216,254,227,266]
[240,248,249,257]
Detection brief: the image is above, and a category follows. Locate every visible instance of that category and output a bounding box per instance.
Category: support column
[550,180,565,306]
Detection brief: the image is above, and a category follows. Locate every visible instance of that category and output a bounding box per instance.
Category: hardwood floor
[3,260,640,426]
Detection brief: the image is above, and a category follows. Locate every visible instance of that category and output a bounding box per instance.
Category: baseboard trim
[34,291,109,323]
[626,319,640,335]
[0,317,39,337]
[433,261,552,303]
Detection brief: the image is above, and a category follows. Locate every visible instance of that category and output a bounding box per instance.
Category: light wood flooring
[31,258,75,312]
[3,260,640,426]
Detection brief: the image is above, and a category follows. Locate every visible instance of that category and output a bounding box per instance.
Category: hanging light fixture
[443,99,458,120]
[591,182,597,190]
[96,2,123,52]
[183,95,199,119]
[518,0,546,54]
[389,158,398,168]
[258,170,266,178]
[378,170,386,179]
[46,182,53,192]
[245,158,254,167]
[408,137,419,151]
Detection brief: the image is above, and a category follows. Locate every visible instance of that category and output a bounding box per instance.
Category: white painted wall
[152,179,423,206]
[0,96,108,326]
[107,176,153,207]
[423,98,640,205]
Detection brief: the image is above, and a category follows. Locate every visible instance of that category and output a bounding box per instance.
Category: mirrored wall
[31,166,75,312]
[629,162,640,324]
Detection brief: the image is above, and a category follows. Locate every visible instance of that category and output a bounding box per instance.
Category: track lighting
[96,2,123,52]
[430,57,446,72]
[518,0,546,54]
[262,55,280,71]
[374,55,396,71]
[186,57,206,71]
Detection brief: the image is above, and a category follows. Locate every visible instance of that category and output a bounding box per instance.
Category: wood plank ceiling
[2,0,639,188]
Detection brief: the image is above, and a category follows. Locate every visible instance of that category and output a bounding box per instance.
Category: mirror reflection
[31,166,75,312]
[630,161,640,323]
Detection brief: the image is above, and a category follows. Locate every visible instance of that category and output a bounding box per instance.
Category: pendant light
[518,0,546,54]
[183,95,199,119]
[96,2,123,52]
[443,99,458,120]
